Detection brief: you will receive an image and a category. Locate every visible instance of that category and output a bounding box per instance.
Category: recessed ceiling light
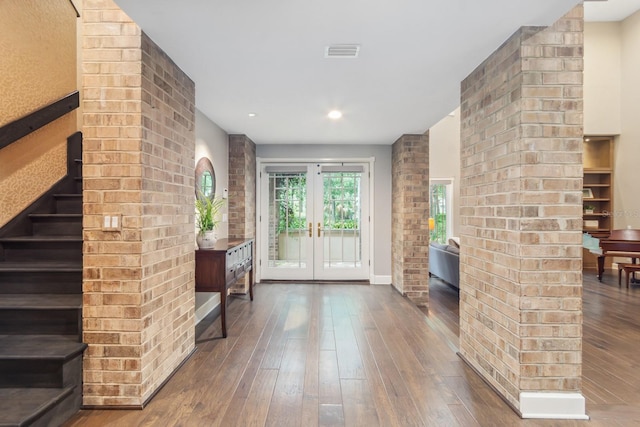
[328,110,342,120]
[248,112,257,117]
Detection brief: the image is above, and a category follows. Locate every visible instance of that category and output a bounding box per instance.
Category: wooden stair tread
[0,335,86,360]
[0,387,75,426]
[0,261,81,272]
[0,294,81,310]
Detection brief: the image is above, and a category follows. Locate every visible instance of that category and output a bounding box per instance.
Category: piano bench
[618,263,640,288]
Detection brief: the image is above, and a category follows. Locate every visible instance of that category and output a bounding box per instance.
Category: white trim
[370,275,392,285]
[520,392,589,420]
[194,292,221,324]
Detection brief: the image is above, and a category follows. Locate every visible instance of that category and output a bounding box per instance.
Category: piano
[597,229,640,281]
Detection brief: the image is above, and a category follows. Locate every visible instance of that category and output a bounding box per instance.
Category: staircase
[0,134,86,427]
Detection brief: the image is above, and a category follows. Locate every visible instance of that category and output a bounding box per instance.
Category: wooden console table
[195,238,254,338]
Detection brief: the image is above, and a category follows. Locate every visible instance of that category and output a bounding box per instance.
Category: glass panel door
[259,162,369,281]
[260,166,314,280]
[313,164,369,280]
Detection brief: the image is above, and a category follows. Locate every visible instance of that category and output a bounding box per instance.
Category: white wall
[618,10,640,229]
[584,22,622,135]
[428,108,461,238]
[195,109,229,238]
[256,144,392,279]
[584,14,640,230]
[194,109,229,322]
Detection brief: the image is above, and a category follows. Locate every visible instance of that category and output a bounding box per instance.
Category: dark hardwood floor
[65,271,640,426]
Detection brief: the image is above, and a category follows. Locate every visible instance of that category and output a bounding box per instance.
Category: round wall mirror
[195,157,216,200]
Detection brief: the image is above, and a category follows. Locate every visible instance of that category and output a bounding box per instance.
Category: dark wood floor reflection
[66,272,640,426]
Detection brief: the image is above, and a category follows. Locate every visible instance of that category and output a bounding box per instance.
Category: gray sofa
[429,242,460,288]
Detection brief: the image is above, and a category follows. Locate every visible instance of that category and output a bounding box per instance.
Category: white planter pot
[197,230,217,249]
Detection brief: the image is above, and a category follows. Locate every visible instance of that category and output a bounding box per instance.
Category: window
[430,179,453,244]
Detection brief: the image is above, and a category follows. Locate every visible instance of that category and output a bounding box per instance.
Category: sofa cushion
[445,245,460,255]
[448,237,460,248]
[431,242,448,250]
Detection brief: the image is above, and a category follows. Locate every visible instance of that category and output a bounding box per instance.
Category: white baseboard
[370,275,392,285]
[195,292,221,323]
[520,392,589,419]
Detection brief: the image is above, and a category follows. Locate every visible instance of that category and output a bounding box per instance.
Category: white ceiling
[585,0,640,21]
[113,0,639,145]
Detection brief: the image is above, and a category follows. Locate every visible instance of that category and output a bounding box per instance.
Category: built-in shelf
[583,136,615,270]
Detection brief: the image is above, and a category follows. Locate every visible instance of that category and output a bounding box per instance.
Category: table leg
[249,265,254,301]
[597,255,605,281]
[221,289,227,338]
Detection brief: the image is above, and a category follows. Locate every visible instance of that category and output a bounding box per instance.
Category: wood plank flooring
[65,271,640,426]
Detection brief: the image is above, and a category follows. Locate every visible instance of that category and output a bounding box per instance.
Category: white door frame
[256,157,375,283]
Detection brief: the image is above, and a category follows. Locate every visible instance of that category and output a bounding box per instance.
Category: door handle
[308,222,312,238]
[317,222,321,238]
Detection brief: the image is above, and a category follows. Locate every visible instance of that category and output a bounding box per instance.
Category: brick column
[459,6,585,419]
[228,134,256,239]
[228,134,256,293]
[82,0,195,407]
[391,134,429,306]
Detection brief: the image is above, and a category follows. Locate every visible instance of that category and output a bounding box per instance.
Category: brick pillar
[459,6,585,419]
[82,0,196,407]
[228,134,256,293]
[228,134,256,239]
[391,134,429,306]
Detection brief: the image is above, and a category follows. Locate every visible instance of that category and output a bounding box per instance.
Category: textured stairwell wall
[0,0,78,227]
[82,0,196,406]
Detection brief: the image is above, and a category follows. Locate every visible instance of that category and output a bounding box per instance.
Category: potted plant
[195,194,225,249]
[584,205,595,215]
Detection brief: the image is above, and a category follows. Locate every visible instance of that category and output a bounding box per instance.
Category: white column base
[520,392,589,419]
[370,275,392,285]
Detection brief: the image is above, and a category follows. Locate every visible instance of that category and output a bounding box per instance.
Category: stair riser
[55,198,82,214]
[1,243,82,263]
[0,310,80,335]
[0,360,63,388]
[0,353,82,390]
[0,272,82,294]
[32,220,82,236]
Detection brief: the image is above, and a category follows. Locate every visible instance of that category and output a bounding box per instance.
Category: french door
[259,162,369,281]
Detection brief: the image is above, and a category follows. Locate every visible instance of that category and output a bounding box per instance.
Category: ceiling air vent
[325,44,360,58]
